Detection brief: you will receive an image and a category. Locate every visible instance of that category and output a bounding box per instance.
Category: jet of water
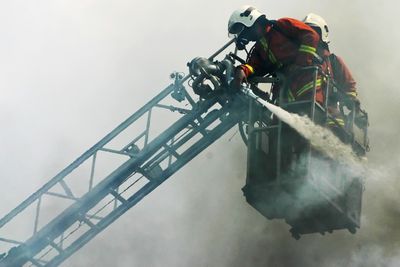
[241,87,362,167]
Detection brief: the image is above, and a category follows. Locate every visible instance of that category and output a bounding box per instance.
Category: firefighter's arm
[277,18,320,66]
[334,55,357,95]
[332,54,360,108]
[239,43,266,77]
[232,45,266,90]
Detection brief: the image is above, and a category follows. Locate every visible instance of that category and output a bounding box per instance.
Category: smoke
[241,92,366,225]
[1,1,400,267]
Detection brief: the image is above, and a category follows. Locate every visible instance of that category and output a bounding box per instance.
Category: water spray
[241,87,362,167]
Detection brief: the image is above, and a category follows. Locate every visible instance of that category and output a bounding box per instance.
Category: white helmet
[303,13,330,43]
[228,6,265,37]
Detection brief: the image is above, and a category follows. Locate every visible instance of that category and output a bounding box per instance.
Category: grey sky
[0,1,399,266]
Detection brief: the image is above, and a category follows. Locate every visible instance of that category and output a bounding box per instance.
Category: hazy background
[0,1,399,266]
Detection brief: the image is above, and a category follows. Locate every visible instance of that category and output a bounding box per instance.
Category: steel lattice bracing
[0,40,246,267]
[0,89,245,267]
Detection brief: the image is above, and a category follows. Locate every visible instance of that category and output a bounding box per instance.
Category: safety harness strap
[259,37,283,68]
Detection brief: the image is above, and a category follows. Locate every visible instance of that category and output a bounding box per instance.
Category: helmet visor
[228,23,245,38]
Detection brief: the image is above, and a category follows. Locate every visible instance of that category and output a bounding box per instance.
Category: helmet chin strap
[236,37,250,50]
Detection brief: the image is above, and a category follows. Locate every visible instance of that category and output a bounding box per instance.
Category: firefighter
[303,13,361,128]
[229,6,321,104]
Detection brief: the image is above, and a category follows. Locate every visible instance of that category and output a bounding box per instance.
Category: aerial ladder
[0,38,370,266]
[0,40,248,266]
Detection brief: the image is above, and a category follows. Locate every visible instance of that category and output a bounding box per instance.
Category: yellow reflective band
[287,90,295,102]
[299,45,317,53]
[260,38,275,64]
[296,79,322,97]
[299,44,317,52]
[260,38,268,49]
[260,37,283,68]
[346,91,358,97]
[244,64,254,74]
[298,45,318,57]
[327,118,345,127]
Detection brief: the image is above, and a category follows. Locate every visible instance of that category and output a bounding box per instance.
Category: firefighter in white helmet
[227,6,266,50]
[303,13,361,129]
[303,13,330,43]
[228,6,325,105]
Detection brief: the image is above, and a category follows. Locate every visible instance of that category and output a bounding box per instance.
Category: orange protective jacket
[328,52,357,98]
[317,46,357,102]
[240,18,319,76]
[239,18,322,103]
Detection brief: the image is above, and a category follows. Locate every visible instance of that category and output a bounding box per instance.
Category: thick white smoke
[1,1,399,267]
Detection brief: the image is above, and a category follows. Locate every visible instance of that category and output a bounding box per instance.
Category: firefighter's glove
[230,68,247,92]
[344,94,361,110]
